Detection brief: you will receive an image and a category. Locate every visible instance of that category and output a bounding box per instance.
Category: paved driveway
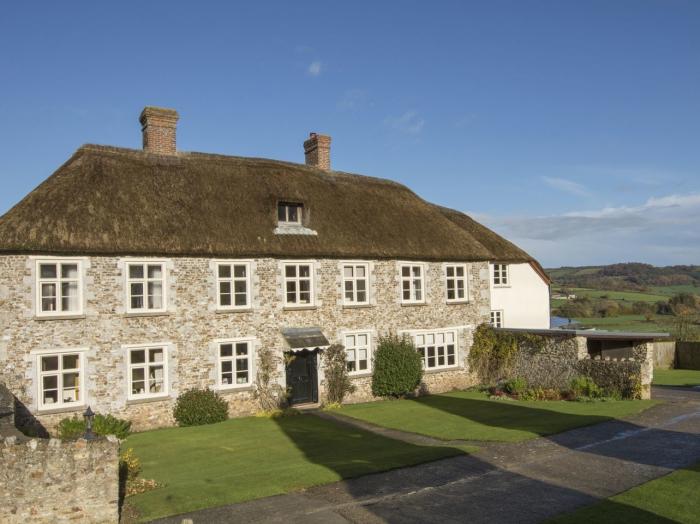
[153,387,700,524]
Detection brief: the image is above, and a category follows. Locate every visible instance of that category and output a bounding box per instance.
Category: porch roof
[281,327,330,351]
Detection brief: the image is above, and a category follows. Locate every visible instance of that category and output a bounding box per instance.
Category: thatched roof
[0,145,540,266]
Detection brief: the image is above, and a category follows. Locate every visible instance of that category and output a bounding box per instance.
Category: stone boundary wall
[653,341,677,370]
[512,335,653,399]
[0,436,120,524]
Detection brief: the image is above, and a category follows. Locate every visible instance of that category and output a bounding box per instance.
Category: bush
[119,447,141,482]
[371,334,423,398]
[519,387,562,401]
[173,388,229,427]
[569,376,604,399]
[503,377,528,395]
[57,413,132,440]
[323,343,356,405]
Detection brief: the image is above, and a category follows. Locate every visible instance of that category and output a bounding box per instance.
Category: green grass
[548,462,700,523]
[569,287,668,303]
[124,413,463,522]
[570,314,672,333]
[653,369,700,387]
[339,391,658,442]
[650,284,700,297]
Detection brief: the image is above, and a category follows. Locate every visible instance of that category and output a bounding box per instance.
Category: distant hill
[547,263,700,292]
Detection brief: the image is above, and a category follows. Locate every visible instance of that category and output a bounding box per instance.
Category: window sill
[348,372,373,379]
[217,385,255,393]
[446,300,470,305]
[126,395,170,405]
[493,285,511,289]
[34,314,86,321]
[36,404,86,415]
[124,311,171,318]
[215,308,254,314]
[283,305,318,311]
[400,302,428,307]
[423,366,461,375]
[342,303,373,309]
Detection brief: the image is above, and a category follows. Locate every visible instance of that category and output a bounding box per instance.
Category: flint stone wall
[0,435,120,524]
[0,255,489,433]
[512,335,653,399]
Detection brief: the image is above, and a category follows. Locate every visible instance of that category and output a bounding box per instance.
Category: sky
[0,1,698,268]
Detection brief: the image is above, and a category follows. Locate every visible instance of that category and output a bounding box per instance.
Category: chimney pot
[139,106,179,155]
[304,132,331,170]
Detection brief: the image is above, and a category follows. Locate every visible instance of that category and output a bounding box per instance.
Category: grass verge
[547,461,700,523]
[339,390,658,442]
[653,369,700,387]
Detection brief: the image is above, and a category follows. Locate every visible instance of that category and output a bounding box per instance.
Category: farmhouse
[0,107,550,432]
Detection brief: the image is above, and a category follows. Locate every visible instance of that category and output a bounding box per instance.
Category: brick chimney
[304,132,331,170]
[139,106,179,155]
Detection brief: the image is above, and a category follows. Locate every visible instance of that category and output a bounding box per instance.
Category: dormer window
[278,202,303,225]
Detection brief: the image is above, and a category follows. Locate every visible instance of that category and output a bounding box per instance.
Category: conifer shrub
[371,334,423,398]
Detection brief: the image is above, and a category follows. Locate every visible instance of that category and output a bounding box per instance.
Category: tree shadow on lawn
[270,412,680,524]
[410,394,700,469]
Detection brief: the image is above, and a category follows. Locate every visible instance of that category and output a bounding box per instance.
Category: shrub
[569,376,604,399]
[173,388,228,427]
[323,343,356,405]
[519,387,562,401]
[119,448,141,482]
[371,334,423,398]
[254,347,288,411]
[503,377,528,395]
[57,413,132,440]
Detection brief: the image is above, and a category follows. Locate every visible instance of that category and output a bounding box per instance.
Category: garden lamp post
[83,406,96,440]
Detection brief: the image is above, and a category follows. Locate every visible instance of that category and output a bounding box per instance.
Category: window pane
[42,375,58,390]
[62,354,79,369]
[357,291,367,302]
[234,281,247,294]
[148,281,163,309]
[356,280,366,292]
[356,266,366,278]
[234,293,247,306]
[147,265,163,279]
[288,205,298,222]
[299,291,311,303]
[344,281,354,301]
[62,373,80,402]
[220,344,233,357]
[61,281,79,311]
[218,265,231,279]
[446,267,454,277]
[359,360,367,370]
[129,265,144,279]
[236,359,248,372]
[131,367,145,383]
[60,264,78,279]
[43,389,58,405]
[299,265,310,278]
[149,348,164,363]
[287,291,297,303]
[278,204,286,221]
[346,349,355,362]
[40,263,57,279]
[233,265,246,278]
[447,289,455,300]
[456,266,465,276]
[412,266,421,277]
[299,280,310,293]
[235,343,248,356]
[344,266,353,278]
[345,335,355,347]
[414,289,422,301]
[285,265,296,278]
[42,356,59,372]
[401,266,410,277]
[131,350,146,364]
[236,371,249,384]
[358,334,368,346]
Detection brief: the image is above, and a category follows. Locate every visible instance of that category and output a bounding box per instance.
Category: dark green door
[286,350,318,405]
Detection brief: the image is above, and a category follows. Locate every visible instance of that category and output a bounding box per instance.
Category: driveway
[153,387,700,523]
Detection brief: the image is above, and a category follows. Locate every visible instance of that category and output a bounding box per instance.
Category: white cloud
[541,176,590,197]
[384,111,425,135]
[472,192,700,266]
[307,61,322,77]
[337,89,368,111]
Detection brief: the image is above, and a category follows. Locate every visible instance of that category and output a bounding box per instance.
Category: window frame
[125,343,170,401]
[124,260,168,314]
[341,262,370,306]
[404,328,459,371]
[215,261,252,311]
[399,263,426,304]
[33,347,87,411]
[215,338,255,390]
[34,258,84,318]
[343,330,372,375]
[277,202,303,225]
[490,310,504,328]
[493,263,510,287]
[282,261,316,308]
[445,263,468,303]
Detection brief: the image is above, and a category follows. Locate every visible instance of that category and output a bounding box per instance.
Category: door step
[293,402,321,411]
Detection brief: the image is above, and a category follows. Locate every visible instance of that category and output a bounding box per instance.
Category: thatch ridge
[0,145,542,268]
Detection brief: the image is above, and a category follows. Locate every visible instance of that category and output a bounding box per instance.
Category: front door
[286,350,318,405]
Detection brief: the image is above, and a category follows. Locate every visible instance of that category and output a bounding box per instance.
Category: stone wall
[0,436,119,524]
[653,341,677,370]
[512,335,653,399]
[0,255,490,433]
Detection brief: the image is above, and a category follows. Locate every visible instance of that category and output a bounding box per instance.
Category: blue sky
[1,1,698,267]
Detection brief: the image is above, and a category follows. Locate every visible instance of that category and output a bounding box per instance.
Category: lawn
[339,390,658,442]
[124,413,463,522]
[548,461,700,523]
[571,314,672,333]
[653,369,700,387]
[570,287,668,303]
